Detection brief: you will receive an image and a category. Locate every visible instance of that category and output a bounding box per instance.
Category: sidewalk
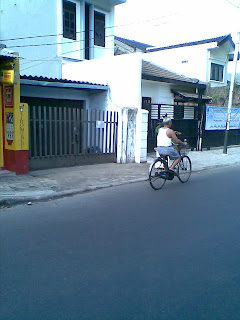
[1,146,239,207]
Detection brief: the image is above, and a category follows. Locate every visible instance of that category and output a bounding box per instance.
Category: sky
[114,0,240,47]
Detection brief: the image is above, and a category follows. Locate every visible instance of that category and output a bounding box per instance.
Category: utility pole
[223,31,240,154]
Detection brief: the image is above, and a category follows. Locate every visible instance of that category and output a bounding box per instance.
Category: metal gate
[142,100,199,152]
[24,98,118,170]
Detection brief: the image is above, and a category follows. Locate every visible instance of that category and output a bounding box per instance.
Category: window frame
[63,0,76,40]
[94,11,105,47]
[210,63,224,82]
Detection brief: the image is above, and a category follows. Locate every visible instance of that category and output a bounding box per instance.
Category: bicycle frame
[149,146,191,189]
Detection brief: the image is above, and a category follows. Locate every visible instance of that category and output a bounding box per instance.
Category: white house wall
[89,91,108,110]
[0,0,117,78]
[141,80,174,105]
[63,52,145,163]
[63,52,143,110]
[20,85,90,101]
[143,43,219,84]
[207,41,232,87]
[0,0,60,78]
[59,0,115,61]
[57,0,83,62]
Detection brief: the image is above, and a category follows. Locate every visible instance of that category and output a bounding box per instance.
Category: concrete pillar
[117,108,148,164]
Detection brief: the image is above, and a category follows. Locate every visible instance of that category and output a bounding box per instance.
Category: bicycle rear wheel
[149,159,166,190]
[177,156,191,183]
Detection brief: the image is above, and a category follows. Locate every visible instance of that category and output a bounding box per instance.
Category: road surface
[1,166,239,320]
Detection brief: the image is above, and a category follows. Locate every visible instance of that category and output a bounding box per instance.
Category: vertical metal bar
[89,110,93,153]
[33,106,37,158]
[109,111,112,153]
[115,112,118,153]
[80,108,83,153]
[85,110,88,154]
[94,110,97,153]
[98,110,101,153]
[54,107,58,156]
[105,111,109,153]
[63,107,67,155]
[59,107,62,156]
[73,107,77,155]
[76,107,80,154]
[43,106,47,156]
[38,106,42,157]
[68,108,72,155]
[113,112,116,153]
[102,111,105,153]
[49,107,53,157]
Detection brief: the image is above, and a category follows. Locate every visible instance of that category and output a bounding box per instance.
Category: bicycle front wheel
[177,156,191,183]
[149,159,166,190]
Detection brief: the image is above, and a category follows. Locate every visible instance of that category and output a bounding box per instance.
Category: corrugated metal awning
[20,75,109,91]
[142,60,205,87]
[172,90,212,102]
[0,48,19,59]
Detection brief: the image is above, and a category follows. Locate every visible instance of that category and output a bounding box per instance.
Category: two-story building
[0,0,125,78]
[1,0,131,170]
[0,1,215,170]
[144,34,235,88]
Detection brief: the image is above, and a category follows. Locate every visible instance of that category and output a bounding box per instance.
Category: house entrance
[142,98,199,152]
[22,97,118,170]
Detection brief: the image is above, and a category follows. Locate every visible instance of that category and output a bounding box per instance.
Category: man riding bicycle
[157,117,188,173]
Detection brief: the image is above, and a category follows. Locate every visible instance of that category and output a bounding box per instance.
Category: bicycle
[149,145,192,190]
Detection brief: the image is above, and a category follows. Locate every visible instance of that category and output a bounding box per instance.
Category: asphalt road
[1,166,240,320]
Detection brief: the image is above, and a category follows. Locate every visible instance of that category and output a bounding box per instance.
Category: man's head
[162,117,172,127]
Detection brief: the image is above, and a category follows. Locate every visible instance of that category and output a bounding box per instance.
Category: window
[85,3,90,60]
[94,11,105,47]
[63,0,76,40]
[210,63,224,82]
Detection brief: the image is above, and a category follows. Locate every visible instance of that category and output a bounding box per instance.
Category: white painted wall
[63,52,143,110]
[139,109,148,163]
[0,0,60,78]
[206,40,233,87]
[89,91,108,110]
[0,0,117,78]
[63,52,147,163]
[143,41,233,87]
[143,43,212,83]
[20,85,91,101]
[141,80,174,105]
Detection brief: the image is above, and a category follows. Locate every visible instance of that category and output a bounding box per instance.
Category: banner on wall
[205,106,240,130]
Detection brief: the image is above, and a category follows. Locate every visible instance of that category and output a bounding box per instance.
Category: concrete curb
[1,149,239,208]
[0,177,148,208]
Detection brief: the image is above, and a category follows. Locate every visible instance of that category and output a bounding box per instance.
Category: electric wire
[224,0,240,9]
[0,14,173,43]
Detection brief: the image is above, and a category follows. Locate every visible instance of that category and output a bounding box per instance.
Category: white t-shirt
[157,127,172,147]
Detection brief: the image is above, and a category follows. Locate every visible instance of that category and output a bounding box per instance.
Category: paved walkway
[0,146,239,207]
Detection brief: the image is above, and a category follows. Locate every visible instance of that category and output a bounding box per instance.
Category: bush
[155,123,182,137]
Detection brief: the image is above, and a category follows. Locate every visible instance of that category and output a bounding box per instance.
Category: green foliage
[155,123,182,136]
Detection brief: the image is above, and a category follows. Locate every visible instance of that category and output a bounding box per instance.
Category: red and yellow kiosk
[0,51,29,174]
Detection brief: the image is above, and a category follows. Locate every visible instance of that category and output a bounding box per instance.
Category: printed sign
[6,112,14,141]
[0,70,17,84]
[5,86,13,108]
[96,120,105,129]
[205,106,240,130]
